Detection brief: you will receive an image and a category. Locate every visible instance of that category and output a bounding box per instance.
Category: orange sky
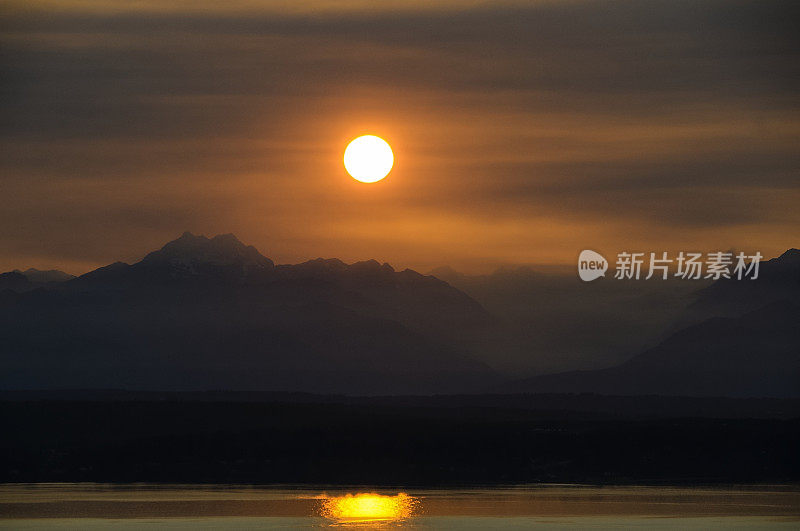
[1,0,798,274]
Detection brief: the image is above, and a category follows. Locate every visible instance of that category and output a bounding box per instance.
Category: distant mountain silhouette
[15,268,75,284]
[0,271,32,292]
[3,237,798,397]
[503,249,800,397]
[430,263,704,374]
[680,248,800,324]
[0,268,74,292]
[141,231,274,271]
[0,233,496,394]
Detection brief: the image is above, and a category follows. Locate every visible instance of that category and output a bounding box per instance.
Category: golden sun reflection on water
[318,492,416,523]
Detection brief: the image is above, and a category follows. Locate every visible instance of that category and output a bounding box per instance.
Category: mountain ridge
[0,232,497,395]
[501,248,800,397]
[2,235,798,397]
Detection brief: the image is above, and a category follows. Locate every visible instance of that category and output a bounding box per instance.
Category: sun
[343,135,394,183]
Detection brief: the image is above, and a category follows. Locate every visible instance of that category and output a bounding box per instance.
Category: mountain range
[0,268,74,292]
[0,233,495,394]
[0,235,797,396]
[501,250,800,397]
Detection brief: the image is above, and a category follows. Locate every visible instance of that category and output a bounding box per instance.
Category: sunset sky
[2,0,798,274]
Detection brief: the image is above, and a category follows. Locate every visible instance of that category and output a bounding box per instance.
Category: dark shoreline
[3,390,799,419]
[2,392,798,486]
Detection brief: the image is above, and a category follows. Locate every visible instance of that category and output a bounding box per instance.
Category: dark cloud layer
[1,0,798,272]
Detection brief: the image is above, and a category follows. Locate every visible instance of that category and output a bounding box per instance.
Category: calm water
[1,484,798,529]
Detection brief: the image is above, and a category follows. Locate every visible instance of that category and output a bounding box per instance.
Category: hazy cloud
[1,0,798,272]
